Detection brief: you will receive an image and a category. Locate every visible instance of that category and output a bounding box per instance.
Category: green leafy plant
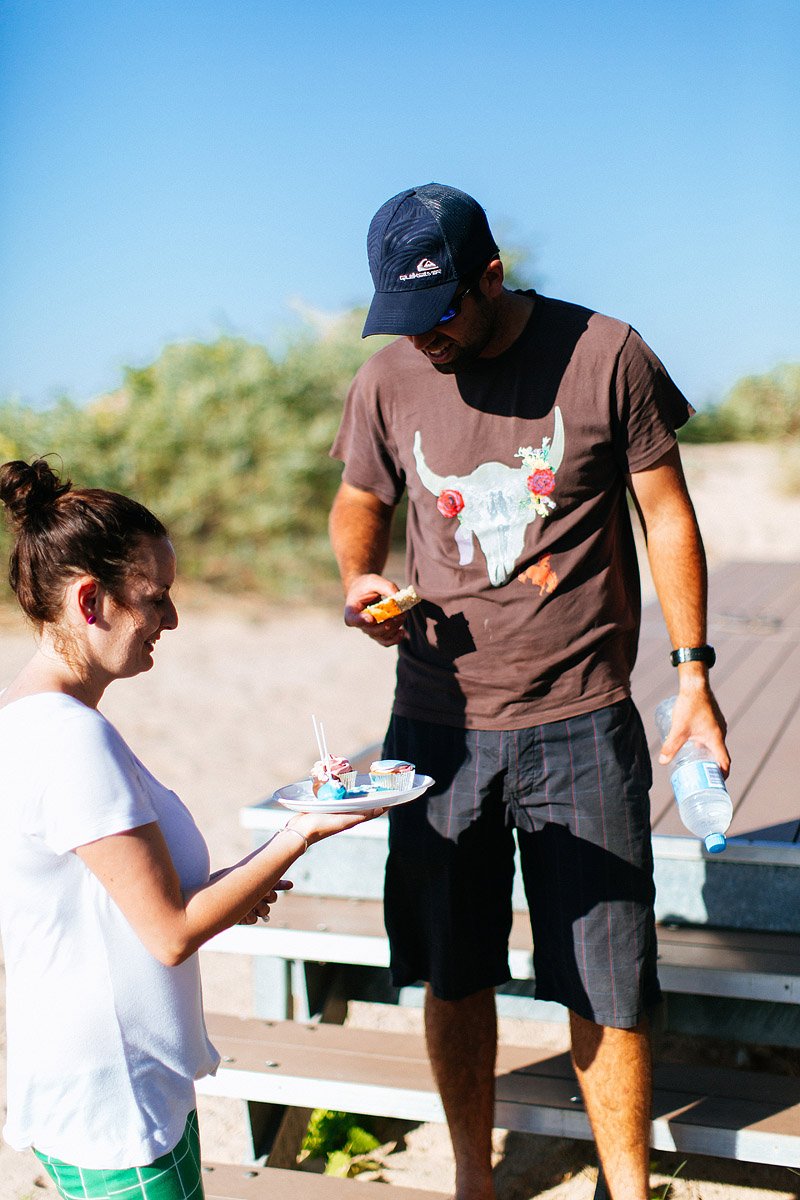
[300,1108,382,1177]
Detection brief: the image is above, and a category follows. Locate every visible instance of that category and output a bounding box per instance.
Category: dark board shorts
[383,698,661,1027]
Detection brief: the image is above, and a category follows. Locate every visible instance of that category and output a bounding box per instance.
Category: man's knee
[569,1010,651,1069]
[425,983,497,1014]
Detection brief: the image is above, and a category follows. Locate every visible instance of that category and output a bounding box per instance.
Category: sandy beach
[2,442,800,1199]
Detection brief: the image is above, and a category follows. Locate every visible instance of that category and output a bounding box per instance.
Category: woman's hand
[237,878,292,924]
[284,807,388,846]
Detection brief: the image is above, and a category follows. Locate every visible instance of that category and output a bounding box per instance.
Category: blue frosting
[317,780,347,801]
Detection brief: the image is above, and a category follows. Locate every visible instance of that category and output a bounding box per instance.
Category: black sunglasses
[436,284,475,326]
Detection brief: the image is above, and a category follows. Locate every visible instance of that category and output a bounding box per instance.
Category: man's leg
[570,1011,652,1200]
[425,985,498,1200]
[381,718,515,1200]
[512,702,659,1200]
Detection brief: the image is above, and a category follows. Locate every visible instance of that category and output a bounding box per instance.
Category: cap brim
[362,278,459,338]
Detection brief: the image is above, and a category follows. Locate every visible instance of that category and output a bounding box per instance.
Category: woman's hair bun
[0,458,72,528]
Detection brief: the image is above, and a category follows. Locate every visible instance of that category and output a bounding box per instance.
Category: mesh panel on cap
[414,183,498,278]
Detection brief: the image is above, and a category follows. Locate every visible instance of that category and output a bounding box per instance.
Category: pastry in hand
[363,585,421,623]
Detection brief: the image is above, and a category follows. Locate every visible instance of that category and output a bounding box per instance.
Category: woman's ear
[76,579,99,626]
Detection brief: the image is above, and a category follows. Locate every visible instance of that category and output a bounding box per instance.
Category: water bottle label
[671,760,727,804]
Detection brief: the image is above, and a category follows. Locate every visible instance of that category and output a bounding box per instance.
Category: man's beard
[430,340,489,374]
[429,305,497,374]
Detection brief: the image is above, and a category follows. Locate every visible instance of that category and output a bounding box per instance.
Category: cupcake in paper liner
[312,756,357,796]
[370,759,416,792]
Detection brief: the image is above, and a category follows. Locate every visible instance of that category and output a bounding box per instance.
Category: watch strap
[670,645,716,668]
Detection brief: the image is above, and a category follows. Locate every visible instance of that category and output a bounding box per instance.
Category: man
[329,182,729,1200]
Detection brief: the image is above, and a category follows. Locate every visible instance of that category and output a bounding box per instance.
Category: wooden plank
[644,630,792,830]
[201,1161,446,1200]
[724,637,800,839]
[656,926,800,1002]
[709,561,800,622]
[647,636,800,838]
[198,1015,800,1166]
[658,923,800,966]
[203,896,800,1003]
[637,561,800,836]
[727,687,800,837]
[638,560,800,647]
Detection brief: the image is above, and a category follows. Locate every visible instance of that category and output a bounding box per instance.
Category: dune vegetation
[1,312,797,597]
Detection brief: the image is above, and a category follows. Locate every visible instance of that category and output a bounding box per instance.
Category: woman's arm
[76,809,380,966]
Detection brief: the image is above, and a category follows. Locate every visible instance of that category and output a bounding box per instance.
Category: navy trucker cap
[362,183,499,337]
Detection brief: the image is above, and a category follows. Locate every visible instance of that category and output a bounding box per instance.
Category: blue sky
[1,0,797,409]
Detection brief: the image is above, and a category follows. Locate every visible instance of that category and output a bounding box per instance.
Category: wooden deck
[634,560,800,843]
[199,1013,800,1167]
[201,1161,445,1200]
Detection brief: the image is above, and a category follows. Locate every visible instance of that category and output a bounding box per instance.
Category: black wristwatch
[670,645,716,668]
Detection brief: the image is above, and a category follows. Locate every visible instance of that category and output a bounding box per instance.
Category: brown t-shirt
[332,292,692,730]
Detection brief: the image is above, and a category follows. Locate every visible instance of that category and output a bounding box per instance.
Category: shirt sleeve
[40,708,158,854]
[613,327,694,475]
[330,358,406,507]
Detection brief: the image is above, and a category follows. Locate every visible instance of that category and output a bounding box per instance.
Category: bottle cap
[704,832,727,854]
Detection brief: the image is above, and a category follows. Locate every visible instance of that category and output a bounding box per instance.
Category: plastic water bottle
[654,695,732,853]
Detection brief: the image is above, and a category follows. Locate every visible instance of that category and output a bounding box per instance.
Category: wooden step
[197,1013,800,1168]
[201,1160,445,1199]
[204,893,800,1003]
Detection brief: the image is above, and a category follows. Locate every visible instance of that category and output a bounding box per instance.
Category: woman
[0,457,382,1199]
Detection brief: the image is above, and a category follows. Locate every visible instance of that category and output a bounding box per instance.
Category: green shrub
[3,330,796,595]
[0,316,397,598]
[680,362,800,443]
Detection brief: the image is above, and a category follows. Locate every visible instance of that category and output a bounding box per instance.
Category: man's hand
[329,482,403,645]
[344,573,408,646]
[658,682,730,776]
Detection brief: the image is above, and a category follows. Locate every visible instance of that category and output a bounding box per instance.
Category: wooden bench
[199,562,800,1179]
[201,1160,444,1199]
[205,893,800,1052]
[206,893,800,1007]
[201,908,800,1170]
[197,1013,800,1168]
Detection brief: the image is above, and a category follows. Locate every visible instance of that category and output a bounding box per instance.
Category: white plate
[273,773,434,814]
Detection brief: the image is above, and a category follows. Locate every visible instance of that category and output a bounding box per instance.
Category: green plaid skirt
[34,1109,203,1199]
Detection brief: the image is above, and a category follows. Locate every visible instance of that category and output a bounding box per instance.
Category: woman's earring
[87,613,96,625]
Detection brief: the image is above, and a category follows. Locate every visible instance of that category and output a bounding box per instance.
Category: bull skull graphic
[413,407,565,587]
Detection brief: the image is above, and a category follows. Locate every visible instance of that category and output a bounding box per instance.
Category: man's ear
[481,257,505,298]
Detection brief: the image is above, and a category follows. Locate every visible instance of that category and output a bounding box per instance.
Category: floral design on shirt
[413,407,564,587]
[515,443,558,518]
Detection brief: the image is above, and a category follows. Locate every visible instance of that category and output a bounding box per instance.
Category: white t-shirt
[0,693,220,1169]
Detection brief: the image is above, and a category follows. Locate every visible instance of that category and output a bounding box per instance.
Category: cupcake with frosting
[311,755,357,796]
[369,758,415,792]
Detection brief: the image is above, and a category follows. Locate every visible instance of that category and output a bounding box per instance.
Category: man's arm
[329,482,407,646]
[627,445,730,774]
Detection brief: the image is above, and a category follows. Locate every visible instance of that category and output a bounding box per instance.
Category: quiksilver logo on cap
[399,257,443,281]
